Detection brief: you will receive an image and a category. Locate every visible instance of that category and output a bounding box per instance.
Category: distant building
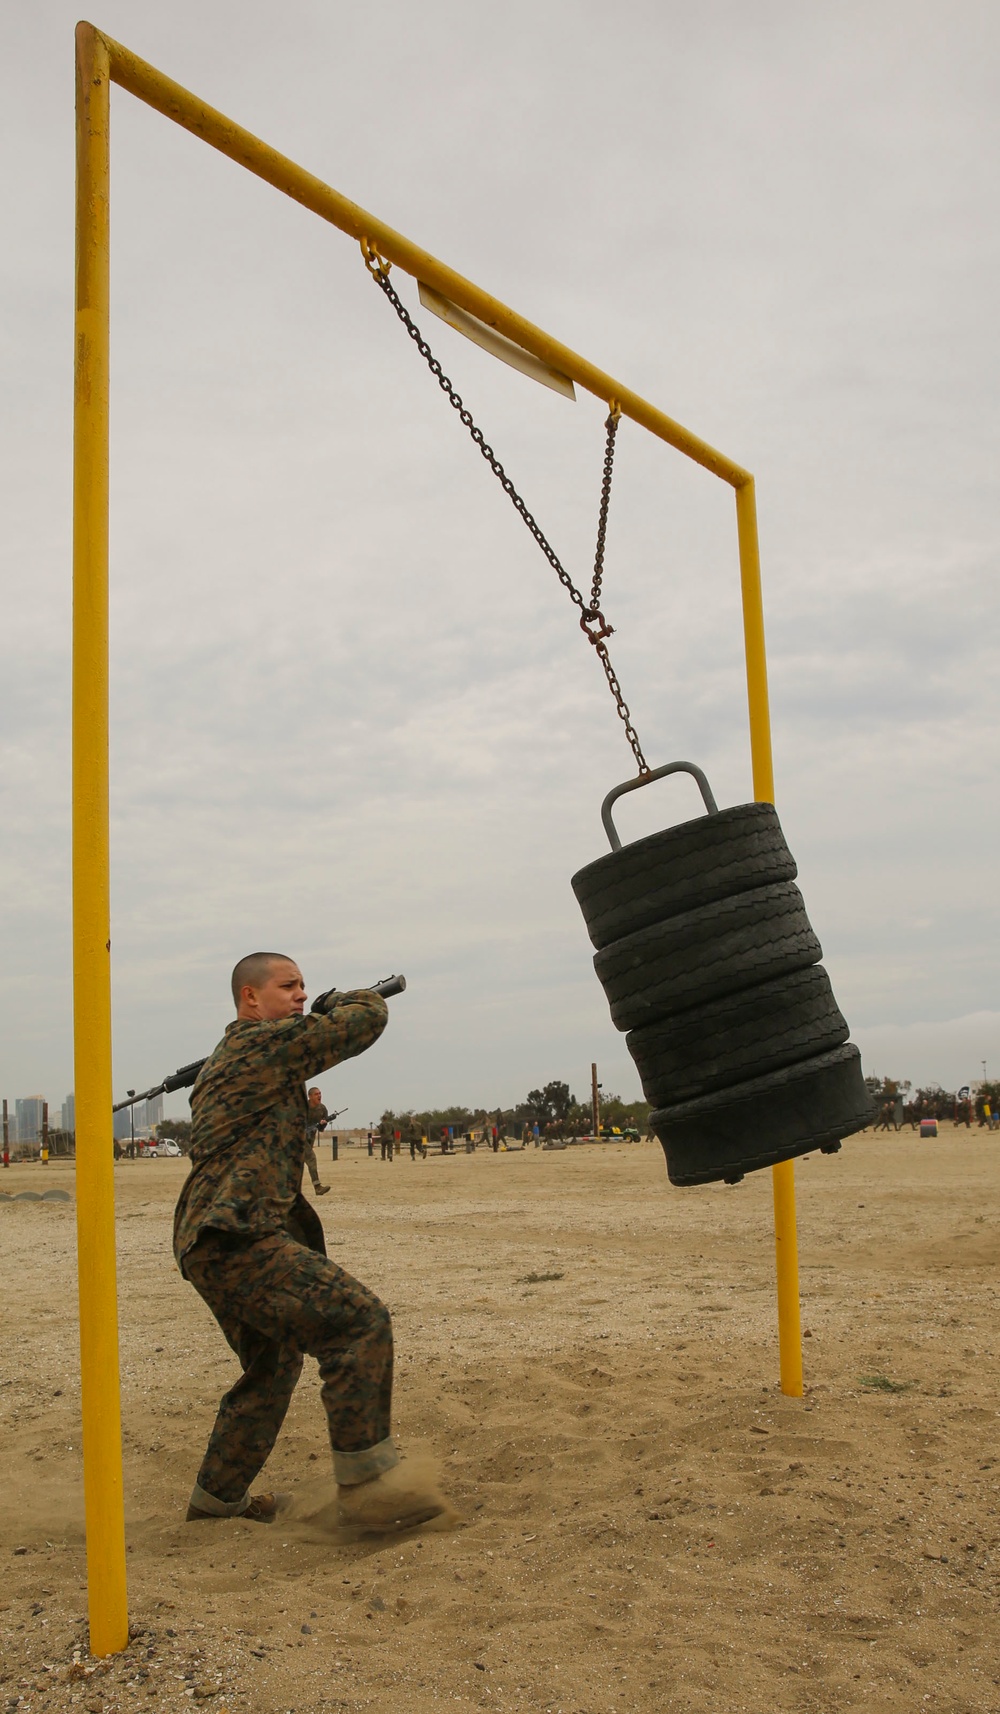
[111,1093,163,1142]
[61,1094,75,1133]
[15,1097,45,1145]
[136,1094,163,1131]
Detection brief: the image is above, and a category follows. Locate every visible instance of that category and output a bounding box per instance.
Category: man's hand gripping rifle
[112,974,407,1113]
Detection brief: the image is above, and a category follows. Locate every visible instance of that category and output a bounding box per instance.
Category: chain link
[592,637,647,776]
[363,245,649,776]
[590,405,620,615]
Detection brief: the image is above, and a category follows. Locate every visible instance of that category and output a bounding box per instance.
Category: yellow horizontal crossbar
[98,25,750,490]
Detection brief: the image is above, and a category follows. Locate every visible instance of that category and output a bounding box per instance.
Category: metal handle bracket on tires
[600,761,719,853]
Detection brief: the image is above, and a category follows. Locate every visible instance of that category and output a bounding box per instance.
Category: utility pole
[2,1099,8,1166]
[591,1063,600,1138]
[41,1101,50,1165]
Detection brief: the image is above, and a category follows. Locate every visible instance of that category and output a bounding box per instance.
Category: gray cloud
[2,0,999,1121]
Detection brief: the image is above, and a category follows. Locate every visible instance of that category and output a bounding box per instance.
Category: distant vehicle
[148,1138,183,1158]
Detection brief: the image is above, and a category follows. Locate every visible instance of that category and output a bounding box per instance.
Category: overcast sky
[2,0,999,1124]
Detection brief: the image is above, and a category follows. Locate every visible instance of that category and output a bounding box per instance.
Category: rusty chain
[590,405,620,617]
[362,242,649,776]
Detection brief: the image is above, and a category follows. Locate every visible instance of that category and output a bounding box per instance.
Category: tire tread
[650,1044,874,1185]
[594,880,821,1033]
[572,803,796,950]
[627,965,848,1105]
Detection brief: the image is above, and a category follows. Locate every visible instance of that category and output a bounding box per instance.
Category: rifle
[317,1105,349,1129]
[112,974,406,1113]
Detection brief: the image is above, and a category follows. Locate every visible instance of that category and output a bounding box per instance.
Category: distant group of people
[359,1119,515,1160]
[313,1118,489,1162]
[871,1094,997,1132]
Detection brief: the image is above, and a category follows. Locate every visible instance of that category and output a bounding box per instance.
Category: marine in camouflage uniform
[173,969,397,1519]
[304,1089,329,1193]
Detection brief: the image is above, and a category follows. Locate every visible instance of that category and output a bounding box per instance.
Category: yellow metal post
[770,1159,802,1395]
[73,21,129,1655]
[735,479,803,1398]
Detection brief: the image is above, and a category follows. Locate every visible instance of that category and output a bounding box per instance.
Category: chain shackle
[580,608,614,644]
[361,237,391,277]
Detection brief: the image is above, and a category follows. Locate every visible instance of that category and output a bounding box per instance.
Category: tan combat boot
[338,1464,448,1532]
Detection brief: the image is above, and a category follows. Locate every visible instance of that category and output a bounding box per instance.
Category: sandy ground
[2,1128,999,1714]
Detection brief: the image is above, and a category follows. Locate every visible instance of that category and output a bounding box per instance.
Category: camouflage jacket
[173,993,387,1273]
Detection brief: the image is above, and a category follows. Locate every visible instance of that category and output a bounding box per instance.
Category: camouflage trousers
[303,1141,322,1188]
[183,1230,396,1507]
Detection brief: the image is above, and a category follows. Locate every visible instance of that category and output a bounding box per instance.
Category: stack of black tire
[571,780,874,1186]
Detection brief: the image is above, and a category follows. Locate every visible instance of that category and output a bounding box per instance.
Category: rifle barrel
[111,1081,166,1114]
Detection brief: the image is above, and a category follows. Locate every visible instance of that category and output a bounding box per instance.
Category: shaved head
[231,952,293,1007]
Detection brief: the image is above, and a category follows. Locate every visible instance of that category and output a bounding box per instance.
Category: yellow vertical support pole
[735,478,803,1399]
[73,21,129,1655]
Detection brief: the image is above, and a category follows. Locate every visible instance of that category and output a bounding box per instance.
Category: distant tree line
[379,1080,651,1142]
[156,1118,193,1151]
[146,1075,1000,1151]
